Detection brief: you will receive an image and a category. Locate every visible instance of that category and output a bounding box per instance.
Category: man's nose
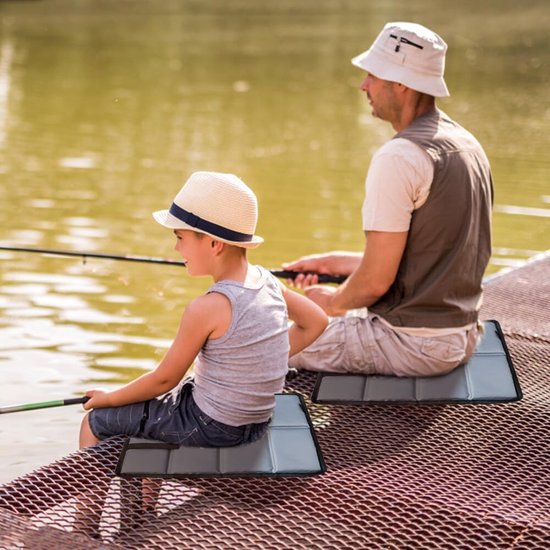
[360,75,370,92]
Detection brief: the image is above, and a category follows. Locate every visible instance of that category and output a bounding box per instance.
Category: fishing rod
[0,245,347,284]
[0,245,183,267]
[0,396,90,415]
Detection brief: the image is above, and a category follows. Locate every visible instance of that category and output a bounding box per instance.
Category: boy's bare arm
[83,294,228,410]
[280,284,328,357]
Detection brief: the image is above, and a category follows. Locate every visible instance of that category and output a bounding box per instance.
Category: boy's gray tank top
[192,266,290,427]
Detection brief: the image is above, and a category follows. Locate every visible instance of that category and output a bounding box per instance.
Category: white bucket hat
[352,22,450,97]
[153,171,263,249]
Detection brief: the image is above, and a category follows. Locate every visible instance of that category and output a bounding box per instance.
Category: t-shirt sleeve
[362,138,433,232]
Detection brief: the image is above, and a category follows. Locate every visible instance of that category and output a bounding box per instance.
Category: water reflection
[0,0,549,481]
[0,38,14,150]
[0,258,173,426]
[58,156,98,170]
[494,204,550,218]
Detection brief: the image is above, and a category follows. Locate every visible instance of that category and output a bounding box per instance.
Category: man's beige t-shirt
[361,137,475,337]
[362,138,433,232]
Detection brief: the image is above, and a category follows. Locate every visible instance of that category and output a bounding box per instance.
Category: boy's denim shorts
[88,380,269,447]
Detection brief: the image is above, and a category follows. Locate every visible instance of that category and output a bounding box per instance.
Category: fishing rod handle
[270,270,347,285]
[64,396,91,406]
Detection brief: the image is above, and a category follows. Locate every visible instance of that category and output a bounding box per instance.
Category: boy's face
[173,229,211,276]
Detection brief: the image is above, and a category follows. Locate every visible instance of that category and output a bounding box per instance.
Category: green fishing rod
[0,245,347,284]
[0,396,90,415]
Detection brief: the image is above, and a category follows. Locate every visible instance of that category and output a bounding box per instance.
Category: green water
[0,0,549,481]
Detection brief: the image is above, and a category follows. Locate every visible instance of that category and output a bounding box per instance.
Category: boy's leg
[73,413,107,538]
[142,479,163,513]
[79,413,99,449]
[84,401,167,518]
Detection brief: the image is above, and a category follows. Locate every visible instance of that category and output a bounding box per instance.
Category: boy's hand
[304,285,346,317]
[82,390,109,410]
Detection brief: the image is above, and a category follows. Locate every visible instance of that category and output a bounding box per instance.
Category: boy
[79,171,328,449]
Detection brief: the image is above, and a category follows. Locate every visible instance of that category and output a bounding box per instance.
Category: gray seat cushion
[311,320,521,404]
[116,393,325,477]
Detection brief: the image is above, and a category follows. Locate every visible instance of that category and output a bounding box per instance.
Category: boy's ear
[210,239,225,255]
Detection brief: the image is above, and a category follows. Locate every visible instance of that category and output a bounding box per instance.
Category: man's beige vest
[369,109,493,328]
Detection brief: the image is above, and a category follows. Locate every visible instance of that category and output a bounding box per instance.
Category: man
[284,22,493,377]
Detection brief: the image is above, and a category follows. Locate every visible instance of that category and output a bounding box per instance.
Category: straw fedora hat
[352,22,450,98]
[153,171,263,249]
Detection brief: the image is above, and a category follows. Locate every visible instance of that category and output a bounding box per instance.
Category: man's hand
[282,251,362,288]
[282,252,335,275]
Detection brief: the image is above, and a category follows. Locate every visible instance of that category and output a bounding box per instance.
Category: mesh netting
[1,255,549,549]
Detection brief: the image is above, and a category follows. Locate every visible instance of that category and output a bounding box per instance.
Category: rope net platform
[1,255,549,549]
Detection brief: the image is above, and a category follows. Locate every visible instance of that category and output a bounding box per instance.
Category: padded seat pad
[116,393,325,478]
[311,320,521,405]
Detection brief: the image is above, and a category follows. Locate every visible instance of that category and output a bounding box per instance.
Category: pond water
[0,0,549,482]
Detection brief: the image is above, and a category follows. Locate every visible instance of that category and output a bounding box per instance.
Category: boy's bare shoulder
[187,292,230,314]
[184,292,231,339]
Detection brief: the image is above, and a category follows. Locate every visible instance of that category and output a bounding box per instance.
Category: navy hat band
[169,202,254,243]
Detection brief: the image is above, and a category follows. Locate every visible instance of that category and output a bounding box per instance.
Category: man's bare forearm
[325,231,408,315]
[329,269,387,314]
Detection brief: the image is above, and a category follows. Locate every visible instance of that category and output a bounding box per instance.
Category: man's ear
[395,82,409,94]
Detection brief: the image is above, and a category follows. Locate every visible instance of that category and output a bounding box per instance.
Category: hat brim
[152,210,264,249]
[352,49,450,98]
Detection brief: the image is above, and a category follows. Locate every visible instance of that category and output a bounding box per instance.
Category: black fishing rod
[0,245,347,284]
[0,245,182,266]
